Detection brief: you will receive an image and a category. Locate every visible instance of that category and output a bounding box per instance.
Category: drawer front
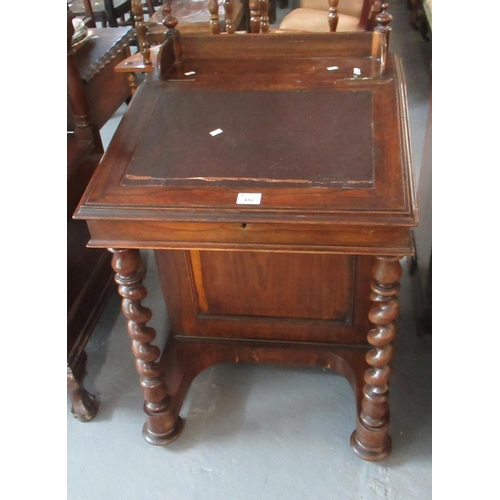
[87,219,413,255]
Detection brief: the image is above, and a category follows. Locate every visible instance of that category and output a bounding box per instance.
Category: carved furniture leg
[67,351,99,422]
[109,248,183,445]
[350,256,402,461]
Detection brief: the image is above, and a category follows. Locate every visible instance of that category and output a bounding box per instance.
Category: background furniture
[409,0,431,40]
[145,0,246,38]
[113,0,247,96]
[112,0,325,95]
[67,0,156,27]
[76,4,418,461]
[409,11,431,332]
[67,9,115,421]
[68,0,133,27]
[279,0,380,32]
[67,24,135,130]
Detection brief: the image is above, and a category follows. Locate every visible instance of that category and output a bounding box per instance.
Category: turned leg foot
[350,417,392,462]
[142,414,184,446]
[110,248,183,445]
[67,353,99,422]
[351,256,402,461]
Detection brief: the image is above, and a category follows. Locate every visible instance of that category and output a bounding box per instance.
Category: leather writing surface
[123,88,375,189]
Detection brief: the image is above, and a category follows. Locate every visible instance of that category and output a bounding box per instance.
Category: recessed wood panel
[154,250,373,344]
[189,250,355,322]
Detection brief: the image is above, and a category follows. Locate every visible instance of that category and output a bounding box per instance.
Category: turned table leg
[126,73,138,96]
[351,256,402,461]
[109,248,183,445]
[67,351,99,422]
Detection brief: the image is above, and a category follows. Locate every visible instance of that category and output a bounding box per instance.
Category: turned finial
[371,2,392,67]
[131,0,151,65]
[162,0,178,34]
[260,0,269,33]
[328,0,339,32]
[162,1,182,63]
[249,0,261,33]
[224,0,235,34]
[209,0,221,34]
[375,2,393,36]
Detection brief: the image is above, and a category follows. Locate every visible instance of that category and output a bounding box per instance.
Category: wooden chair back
[132,0,271,67]
[279,0,383,33]
[68,0,156,28]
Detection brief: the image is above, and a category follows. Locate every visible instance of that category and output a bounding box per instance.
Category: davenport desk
[75,11,417,461]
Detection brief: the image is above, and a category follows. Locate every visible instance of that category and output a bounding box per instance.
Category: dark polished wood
[328,0,339,32]
[68,0,155,28]
[351,255,402,460]
[116,0,266,92]
[67,9,115,421]
[109,249,183,443]
[75,4,417,460]
[68,26,134,130]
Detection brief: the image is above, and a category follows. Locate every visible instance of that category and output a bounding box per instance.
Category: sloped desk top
[74,31,418,462]
[76,33,416,232]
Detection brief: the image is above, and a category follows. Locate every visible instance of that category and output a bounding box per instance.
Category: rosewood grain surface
[155,250,373,343]
[75,12,417,461]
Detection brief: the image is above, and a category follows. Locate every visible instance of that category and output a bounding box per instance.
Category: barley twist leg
[351,255,402,461]
[110,248,183,445]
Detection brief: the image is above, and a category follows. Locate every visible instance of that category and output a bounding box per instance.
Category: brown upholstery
[280,8,360,32]
[279,0,368,32]
[300,0,364,16]
[147,0,245,34]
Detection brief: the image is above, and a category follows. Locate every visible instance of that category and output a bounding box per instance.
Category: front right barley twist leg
[351,255,402,461]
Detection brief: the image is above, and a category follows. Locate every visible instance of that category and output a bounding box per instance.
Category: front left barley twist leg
[351,255,402,461]
[109,248,183,445]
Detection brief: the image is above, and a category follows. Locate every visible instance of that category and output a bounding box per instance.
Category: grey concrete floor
[68,2,432,498]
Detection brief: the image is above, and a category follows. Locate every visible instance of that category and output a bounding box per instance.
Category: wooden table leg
[109,248,183,445]
[126,72,138,96]
[350,256,402,461]
[67,351,99,422]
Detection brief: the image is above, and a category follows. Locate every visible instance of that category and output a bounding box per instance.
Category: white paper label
[327,66,339,71]
[236,193,262,205]
[184,71,196,76]
[210,128,223,136]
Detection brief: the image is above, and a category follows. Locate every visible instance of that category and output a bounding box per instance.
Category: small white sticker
[353,67,361,76]
[184,71,196,76]
[327,66,339,71]
[210,128,223,136]
[236,193,262,205]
